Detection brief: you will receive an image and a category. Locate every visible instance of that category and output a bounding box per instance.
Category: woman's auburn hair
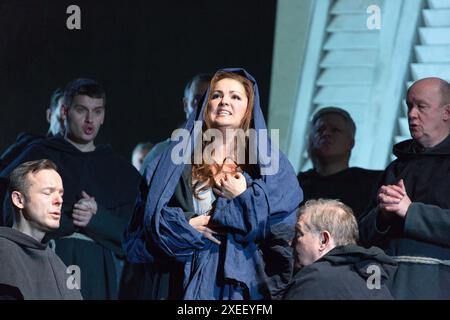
[192,71,255,198]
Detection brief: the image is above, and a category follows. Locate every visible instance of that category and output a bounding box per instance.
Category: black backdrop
[0,0,276,160]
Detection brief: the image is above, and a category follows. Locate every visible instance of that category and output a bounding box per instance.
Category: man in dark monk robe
[0,79,140,299]
[359,77,450,299]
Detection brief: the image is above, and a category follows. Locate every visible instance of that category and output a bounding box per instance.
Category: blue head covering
[124,68,302,299]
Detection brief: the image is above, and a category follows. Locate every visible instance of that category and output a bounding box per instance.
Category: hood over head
[145,67,285,220]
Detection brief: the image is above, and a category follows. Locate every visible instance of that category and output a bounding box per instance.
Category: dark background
[0,0,277,160]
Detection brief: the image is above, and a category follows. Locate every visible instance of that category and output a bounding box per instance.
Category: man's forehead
[408,80,441,97]
[72,95,104,107]
[318,112,347,122]
[27,169,61,185]
[407,87,443,108]
[314,113,348,129]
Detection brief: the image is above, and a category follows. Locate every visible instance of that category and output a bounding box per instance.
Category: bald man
[359,78,450,299]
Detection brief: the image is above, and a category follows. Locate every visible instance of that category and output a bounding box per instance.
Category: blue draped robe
[124,68,302,299]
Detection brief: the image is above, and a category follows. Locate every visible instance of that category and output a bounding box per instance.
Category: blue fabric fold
[124,68,303,299]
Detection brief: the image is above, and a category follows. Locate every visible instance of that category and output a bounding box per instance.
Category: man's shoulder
[297,169,317,180]
[14,132,45,145]
[348,167,383,179]
[16,135,58,155]
[293,260,337,284]
[91,145,141,181]
[98,146,137,168]
[0,234,14,246]
[298,259,374,296]
[0,232,21,255]
[285,262,344,299]
[0,236,23,294]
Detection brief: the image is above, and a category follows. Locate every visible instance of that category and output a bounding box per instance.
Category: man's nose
[85,111,93,122]
[54,193,63,205]
[320,127,331,136]
[408,106,418,119]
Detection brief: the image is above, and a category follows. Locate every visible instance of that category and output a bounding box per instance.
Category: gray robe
[0,227,82,300]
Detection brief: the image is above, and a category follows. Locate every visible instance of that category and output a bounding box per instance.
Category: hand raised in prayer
[377,179,411,219]
[72,190,98,227]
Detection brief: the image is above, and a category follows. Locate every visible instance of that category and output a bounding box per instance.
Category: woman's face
[208,78,248,131]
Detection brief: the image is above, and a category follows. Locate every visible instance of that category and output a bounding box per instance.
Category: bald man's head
[408,77,450,107]
[406,77,450,148]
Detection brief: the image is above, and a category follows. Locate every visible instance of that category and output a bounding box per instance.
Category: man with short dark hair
[283,199,396,300]
[0,78,141,299]
[298,107,382,218]
[0,159,82,300]
[359,77,450,299]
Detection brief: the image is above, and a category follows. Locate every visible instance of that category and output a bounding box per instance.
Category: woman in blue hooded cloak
[124,68,303,300]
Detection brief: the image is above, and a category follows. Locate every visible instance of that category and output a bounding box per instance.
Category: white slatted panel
[299,0,382,170]
[429,0,450,9]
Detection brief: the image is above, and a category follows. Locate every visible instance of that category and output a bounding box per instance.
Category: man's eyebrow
[407,98,428,105]
[41,186,56,191]
[41,186,64,191]
[74,104,104,109]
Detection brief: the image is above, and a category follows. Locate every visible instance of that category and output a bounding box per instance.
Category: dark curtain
[0,0,276,159]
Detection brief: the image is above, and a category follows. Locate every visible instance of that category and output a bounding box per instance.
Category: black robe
[0,132,47,172]
[359,134,450,299]
[0,135,141,299]
[283,245,396,300]
[0,227,83,300]
[298,167,382,219]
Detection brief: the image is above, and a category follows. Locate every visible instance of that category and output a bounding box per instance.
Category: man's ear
[100,107,105,126]
[61,104,68,120]
[59,105,68,123]
[318,231,331,251]
[182,97,188,113]
[442,103,450,121]
[46,108,52,124]
[11,191,25,210]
